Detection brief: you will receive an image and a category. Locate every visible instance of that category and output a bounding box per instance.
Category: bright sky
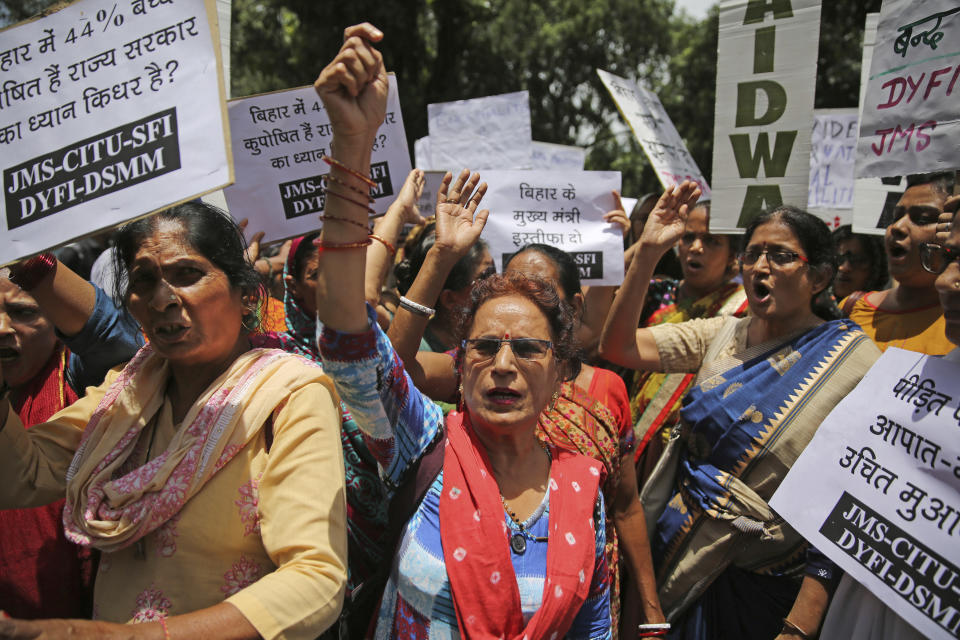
[675,0,716,19]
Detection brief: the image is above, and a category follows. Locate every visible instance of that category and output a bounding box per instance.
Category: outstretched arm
[598,182,700,371]
[365,169,426,308]
[313,23,388,334]
[577,192,630,359]
[386,170,489,400]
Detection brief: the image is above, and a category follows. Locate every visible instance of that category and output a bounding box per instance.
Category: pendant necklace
[499,441,551,555]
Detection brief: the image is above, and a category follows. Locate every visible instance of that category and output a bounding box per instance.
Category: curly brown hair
[452,271,581,381]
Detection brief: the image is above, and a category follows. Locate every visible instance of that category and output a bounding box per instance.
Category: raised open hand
[433,169,490,257]
[313,23,388,142]
[394,169,426,226]
[640,181,701,253]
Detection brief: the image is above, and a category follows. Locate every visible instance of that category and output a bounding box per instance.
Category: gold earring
[457,384,464,412]
[550,390,560,411]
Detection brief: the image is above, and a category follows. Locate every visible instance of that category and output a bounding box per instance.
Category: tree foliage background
[2,0,883,197]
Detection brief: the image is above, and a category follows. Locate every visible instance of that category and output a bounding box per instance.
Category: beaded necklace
[498,442,551,555]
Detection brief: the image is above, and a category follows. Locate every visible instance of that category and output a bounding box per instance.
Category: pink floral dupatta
[62,343,330,552]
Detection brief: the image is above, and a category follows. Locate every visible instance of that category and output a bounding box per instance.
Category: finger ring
[446,197,459,204]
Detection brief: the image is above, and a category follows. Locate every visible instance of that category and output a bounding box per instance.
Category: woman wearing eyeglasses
[312,25,611,638]
[600,189,881,640]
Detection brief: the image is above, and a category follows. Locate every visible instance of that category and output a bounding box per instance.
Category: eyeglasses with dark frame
[919,242,960,274]
[462,337,554,362]
[739,248,809,268]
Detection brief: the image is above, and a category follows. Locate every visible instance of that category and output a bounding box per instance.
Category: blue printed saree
[643,317,880,637]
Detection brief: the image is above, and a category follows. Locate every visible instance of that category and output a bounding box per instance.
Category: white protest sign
[854,12,905,236]
[771,348,960,640]
[0,0,232,265]
[710,0,822,232]
[597,69,710,198]
[427,91,532,171]
[808,109,858,229]
[478,170,624,286]
[414,136,433,170]
[530,141,586,171]
[856,0,960,180]
[222,76,411,244]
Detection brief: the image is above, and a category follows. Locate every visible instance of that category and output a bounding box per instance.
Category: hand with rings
[937,201,957,243]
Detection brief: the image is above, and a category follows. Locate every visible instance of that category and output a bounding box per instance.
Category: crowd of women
[0,22,957,640]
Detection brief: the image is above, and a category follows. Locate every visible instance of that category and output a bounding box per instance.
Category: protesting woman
[0,258,142,618]
[0,202,347,639]
[386,194,665,634]
[601,185,881,639]
[314,24,611,638]
[628,201,747,481]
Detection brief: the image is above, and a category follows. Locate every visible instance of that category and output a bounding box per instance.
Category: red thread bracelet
[312,237,372,255]
[322,155,377,189]
[368,233,396,258]
[319,214,371,232]
[325,187,376,215]
[322,172,373,200]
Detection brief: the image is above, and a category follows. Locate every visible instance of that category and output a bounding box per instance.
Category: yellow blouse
[0,364,347,640]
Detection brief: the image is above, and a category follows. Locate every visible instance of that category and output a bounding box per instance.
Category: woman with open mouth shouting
[313,24,611,639]
[600,189,881,640]
[0,202,348,639]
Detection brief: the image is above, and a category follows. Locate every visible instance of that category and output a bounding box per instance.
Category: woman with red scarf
[314,25,611,638]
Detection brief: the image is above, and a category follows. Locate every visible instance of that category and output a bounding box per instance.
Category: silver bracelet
[399,295,435,318]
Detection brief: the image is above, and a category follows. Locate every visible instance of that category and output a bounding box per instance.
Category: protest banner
[0,0,232,266]
[710,0,822,232]
[427,91,533,171]
[222,75,411,244]
[414,136,432,170]
[856,0,960,180]
[597,69,710,198]
[808,109,858,229]
[770,348,960,640]
[478,170,624,286]
[853,12,905,236]
[531,141,586,171]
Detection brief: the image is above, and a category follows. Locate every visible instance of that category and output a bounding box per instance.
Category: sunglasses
[462,337,553,362]
[739,248,809,268]
[919,242,960,274]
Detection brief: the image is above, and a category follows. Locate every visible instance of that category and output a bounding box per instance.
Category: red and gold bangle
[8,252,56,291]
[319,214,371,232]
[322,172,372,200]
[322,155,377,189]
[312,237,372,255]
[324,187,376,215]
[368,233,396,258]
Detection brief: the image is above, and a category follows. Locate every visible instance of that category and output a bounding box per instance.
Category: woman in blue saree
[601,185,881,640]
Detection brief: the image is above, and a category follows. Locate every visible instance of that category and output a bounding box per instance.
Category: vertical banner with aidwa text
[0,0,232,265]
[710,0,822,232]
